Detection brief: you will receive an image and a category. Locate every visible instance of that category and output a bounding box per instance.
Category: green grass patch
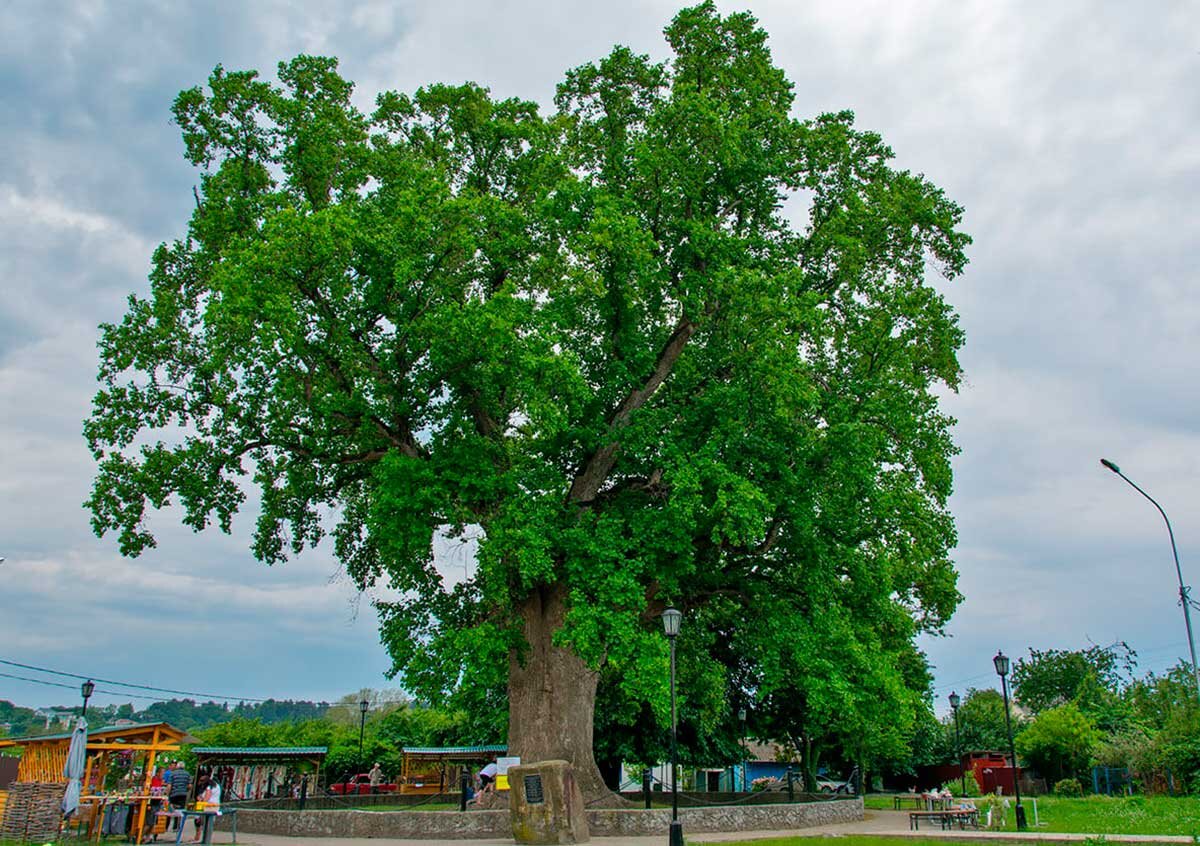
[865,794,1200,835]
[717,838,975,846]
[352,801,462,811]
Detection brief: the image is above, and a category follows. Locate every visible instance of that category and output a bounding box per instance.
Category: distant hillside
[9,698,331,733]
[0,700,49,738]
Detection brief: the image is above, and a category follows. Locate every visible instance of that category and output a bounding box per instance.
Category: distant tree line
[0,696,334,737]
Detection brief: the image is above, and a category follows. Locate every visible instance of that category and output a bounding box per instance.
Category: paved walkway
[197,810,1195,845]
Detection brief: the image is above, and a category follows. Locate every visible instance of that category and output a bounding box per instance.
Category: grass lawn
[866,794,1200,835]
[720,839,977,846]
[353,801,462,811]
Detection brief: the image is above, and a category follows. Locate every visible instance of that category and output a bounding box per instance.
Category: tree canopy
[1012,643,1137,714]
[85,2,969,796]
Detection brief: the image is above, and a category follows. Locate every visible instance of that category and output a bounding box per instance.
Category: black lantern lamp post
[358,698,370,770]
[993,651,1026,830]
[662,607,683,846]
[80,679,95,721]
[1101,458,1200,697]
[948,691,965,796]
[737,707,748,792]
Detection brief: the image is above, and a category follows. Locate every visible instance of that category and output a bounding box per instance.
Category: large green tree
[85,3,968,800]
[953,688,1016,753]
[1011,643,1136,716]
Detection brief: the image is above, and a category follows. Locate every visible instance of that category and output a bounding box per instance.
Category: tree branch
[568,316,696,503]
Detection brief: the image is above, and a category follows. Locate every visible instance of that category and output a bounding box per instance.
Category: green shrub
[1054,777,1084,797]
[942,777,981,797]
[1016,703,1100,783]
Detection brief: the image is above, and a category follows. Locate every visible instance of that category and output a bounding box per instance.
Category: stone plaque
[509,760,589,844]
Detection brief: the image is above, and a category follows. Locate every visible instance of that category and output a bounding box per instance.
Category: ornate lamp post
[737,707,748,792]
[662,607,683,846]
[1101,458,1200,697]
[948,691,965,796]
[80,679,95,721]
[358,698,370,771]
[993,651,1026,830]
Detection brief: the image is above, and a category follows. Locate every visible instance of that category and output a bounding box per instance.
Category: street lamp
[1101,458,1200,697]
[737,707,748,793]
[358,698,369,771]
[948,691,965,796]
[662,607,683,846]
[993,651,1026,831]
[80,679,95,721]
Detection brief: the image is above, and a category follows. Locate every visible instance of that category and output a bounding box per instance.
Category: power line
[0,671,163,702]
[932,672,993,692]
[0,657,271,703]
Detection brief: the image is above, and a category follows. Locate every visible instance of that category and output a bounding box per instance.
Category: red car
[328,774,398,795]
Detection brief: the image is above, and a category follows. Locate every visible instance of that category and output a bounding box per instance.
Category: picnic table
[893,793,952,811]
[908,807,979,830]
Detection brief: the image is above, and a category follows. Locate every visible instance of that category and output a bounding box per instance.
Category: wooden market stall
[192,746,325,800]
[0,721,196,843]
[399,744,506,795]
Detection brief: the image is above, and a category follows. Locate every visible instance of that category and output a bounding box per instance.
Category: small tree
[955,689,1015,752]
[1015,703,1098,784]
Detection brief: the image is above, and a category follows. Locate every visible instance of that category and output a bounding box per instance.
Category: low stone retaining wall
[223,797,862,840]
[217,808,511,839]
[592,798,862,836]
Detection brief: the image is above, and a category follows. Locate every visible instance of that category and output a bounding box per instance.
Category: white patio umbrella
[61,716,88,817]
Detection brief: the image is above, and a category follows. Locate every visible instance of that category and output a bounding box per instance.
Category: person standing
[168,761,191,830]
[368,762,383,794]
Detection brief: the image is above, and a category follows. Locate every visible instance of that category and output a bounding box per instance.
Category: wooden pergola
[399,745,506,794]
[0,721,196,843]
[192,746,325,800]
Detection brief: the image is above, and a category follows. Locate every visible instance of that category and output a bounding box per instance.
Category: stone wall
[217,808,511,839]
[224,798,862,840]
[589,798,862,836]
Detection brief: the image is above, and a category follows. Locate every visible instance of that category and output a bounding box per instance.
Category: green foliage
[942,776,981,797]
[1016,703,1100,784]
[1012,643,1137,732]
[0,700,48,738]
[954,688,1015,752]
[84,2,970,772]
[1054,777,1085,797]
[184,702,465,782]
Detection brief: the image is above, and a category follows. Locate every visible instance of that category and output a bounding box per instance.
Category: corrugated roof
[192,746,327,757]
[0,721,196,747]
[401,745,507,756]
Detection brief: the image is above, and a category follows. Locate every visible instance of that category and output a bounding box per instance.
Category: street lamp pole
[80,679,95,722]
[358,698,369,771]
[993,651,1026,831]
[737,707,747,793]
[662,608,683,846]
[948,691,965,796]
[1101,458,1200,697]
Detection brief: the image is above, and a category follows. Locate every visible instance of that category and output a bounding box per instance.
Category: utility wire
[932,672,993,692]
[0,657,271,703]
[0,671,163,702]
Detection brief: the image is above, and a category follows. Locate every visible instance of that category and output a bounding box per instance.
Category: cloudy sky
[1,0,1197,716]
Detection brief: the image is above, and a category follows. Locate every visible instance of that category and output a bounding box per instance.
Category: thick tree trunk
[507,584,618,805]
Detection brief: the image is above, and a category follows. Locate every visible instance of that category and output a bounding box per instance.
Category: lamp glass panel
[993,652,1009,677]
